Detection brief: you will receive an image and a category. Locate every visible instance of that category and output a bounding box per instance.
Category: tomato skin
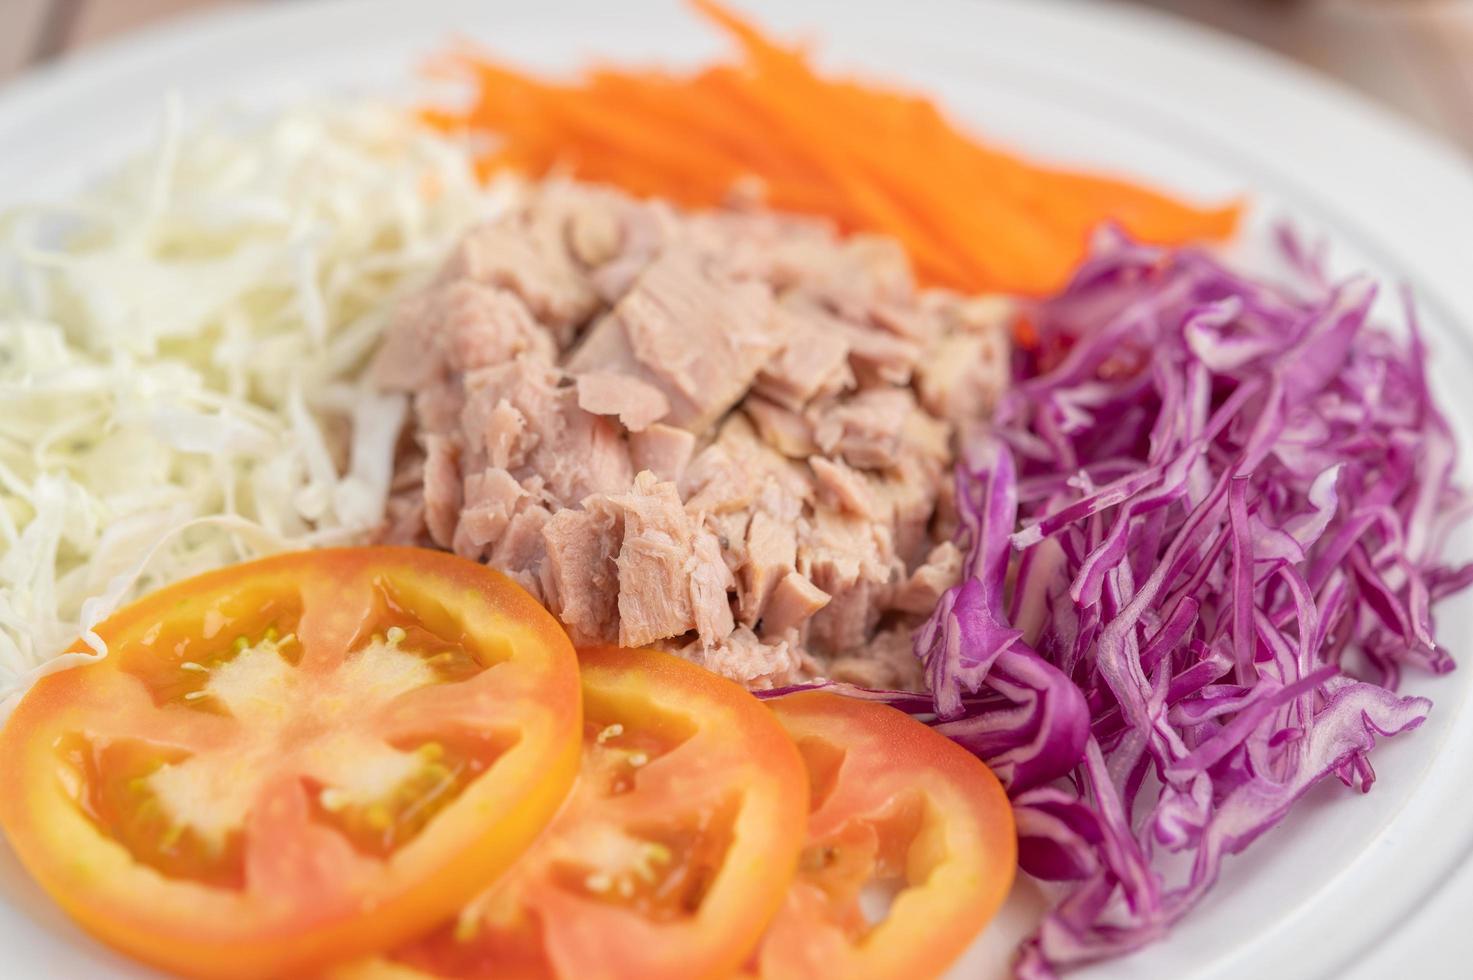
[757,692,1017,980]
[0,547,583,980]
[353,646,810,980]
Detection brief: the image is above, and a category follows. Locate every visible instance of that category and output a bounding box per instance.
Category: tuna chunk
[441,198,600,345]
[760,571,831,638]
[413,381,465,436]
[541,499,624,645]
[688,527,737,647]
[744,397,816,459]
[916,324,1010,426]
[799,234,913,318]
[704,510,753,577]
[798,507,896,653]
[451,468,525,559]
[809,456,874,519]
[477,399,529,473]
[690,212,912,322]
[678,625,806,689]
[892,541,963,614]
[371,281,550,394]
[422,435,462,549]
[565,197,624,268]
[489,504,553,601]
[575,371,670,432]
[613,476,701,647]
[682,415,811,517]
[778,297,922,388]
[541,473,740,651]
[582,195,673,301]
[459,360,632,504]
[569,250,783,432]
[628,425,697,485]
[753,307,853,410]
[826,623,925,690]
[740,510,797,625]
[811,388,916,470]
[869,465,942,568]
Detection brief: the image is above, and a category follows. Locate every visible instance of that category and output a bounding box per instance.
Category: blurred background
[2,0,1471,155]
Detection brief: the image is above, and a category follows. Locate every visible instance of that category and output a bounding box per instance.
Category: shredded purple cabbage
[806,230,1472,975]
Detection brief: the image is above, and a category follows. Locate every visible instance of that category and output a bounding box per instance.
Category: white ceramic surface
[2,1,1473,977]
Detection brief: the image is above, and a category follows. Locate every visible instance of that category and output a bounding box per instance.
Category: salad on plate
[0,4,1467,979]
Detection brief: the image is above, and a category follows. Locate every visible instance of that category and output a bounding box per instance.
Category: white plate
[3,1,1473,977]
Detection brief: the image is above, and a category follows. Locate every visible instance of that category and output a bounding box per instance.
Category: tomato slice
[753,692,1016,980]
[0,547,582,979]
[354,645,809,980]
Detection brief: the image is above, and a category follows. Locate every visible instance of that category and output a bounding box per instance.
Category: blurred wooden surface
[1127,0,1473,154]
[1,0,1470,154]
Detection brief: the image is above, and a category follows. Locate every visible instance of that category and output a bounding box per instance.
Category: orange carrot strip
[420,0,1241,298]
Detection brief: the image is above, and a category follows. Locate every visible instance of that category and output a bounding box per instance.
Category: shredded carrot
[423,0,1241,299]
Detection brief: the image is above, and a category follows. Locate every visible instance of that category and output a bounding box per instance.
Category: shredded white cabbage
[0,99,508,714]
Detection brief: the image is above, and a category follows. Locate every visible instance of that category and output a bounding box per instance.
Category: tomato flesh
[0,547,582,980]
[358,645,809,980]
[755,692,1017,980]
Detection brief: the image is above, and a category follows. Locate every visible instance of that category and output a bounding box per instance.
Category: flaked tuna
[376,181,1010,688]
